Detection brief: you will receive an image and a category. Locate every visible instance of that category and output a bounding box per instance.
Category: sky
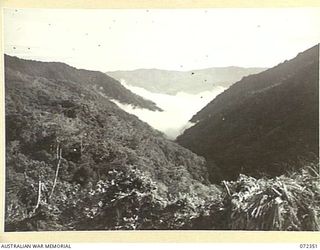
[3,8,320,72]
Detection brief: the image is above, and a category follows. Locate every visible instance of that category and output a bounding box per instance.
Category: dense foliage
[5,54,214,231]
[5,55,160,111]
[177,44,319,183]
[5,52,319,231]
[6,156,319,231]
[221,164,320,231]
[6,165,223,231]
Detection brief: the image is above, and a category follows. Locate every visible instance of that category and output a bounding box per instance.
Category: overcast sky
[4,8,320,72]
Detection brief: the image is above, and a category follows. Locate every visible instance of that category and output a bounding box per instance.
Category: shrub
[221,163,320,230]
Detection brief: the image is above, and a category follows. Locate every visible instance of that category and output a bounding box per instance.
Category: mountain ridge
[107,67,267,95]
[5,54,218,230]
[177,44,319,183]
[5,54,161,111]
[4,48,320,231]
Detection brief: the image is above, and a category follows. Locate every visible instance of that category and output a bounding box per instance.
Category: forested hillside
[4,52,319,231]
[177,45,319,183]
[5,55,161,111]
[5,55,219,231]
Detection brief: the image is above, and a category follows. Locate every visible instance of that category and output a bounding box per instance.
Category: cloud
[5,9,320,71]
[111,80,225,139]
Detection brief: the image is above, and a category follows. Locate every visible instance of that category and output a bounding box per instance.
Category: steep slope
[177,44,319,183]
[5,55,215,231]
[107,67,267,95]
[5,55,161,111]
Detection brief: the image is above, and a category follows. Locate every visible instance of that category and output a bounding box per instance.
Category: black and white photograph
[3,7,320,232]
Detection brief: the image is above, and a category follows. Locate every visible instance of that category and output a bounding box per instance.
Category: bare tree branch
[49,144,62,199]
[33,179,42,214]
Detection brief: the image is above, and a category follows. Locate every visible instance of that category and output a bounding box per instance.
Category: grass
[222,162,320,230]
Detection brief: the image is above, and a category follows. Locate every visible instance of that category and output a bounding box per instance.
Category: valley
[110,79,225,139]
[4,44,320,231]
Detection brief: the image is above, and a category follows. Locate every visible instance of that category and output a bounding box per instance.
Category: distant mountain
[5,55,161,111]
[107,67,267,95]
[177,44,319,183]
[5,54,320,232]
[5,55,216,231]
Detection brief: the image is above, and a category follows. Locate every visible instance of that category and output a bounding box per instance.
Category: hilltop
[107,67,266,95]
[177,44,319,183]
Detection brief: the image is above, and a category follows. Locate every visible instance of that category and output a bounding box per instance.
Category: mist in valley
[112,79,225,139]
[4,8,320,232]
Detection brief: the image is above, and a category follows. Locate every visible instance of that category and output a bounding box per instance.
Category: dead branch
[49,144,62,199]
[33,179,42,213]
[223,180,231,197]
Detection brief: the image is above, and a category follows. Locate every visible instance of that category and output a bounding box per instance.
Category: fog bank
[111,80,225,139]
